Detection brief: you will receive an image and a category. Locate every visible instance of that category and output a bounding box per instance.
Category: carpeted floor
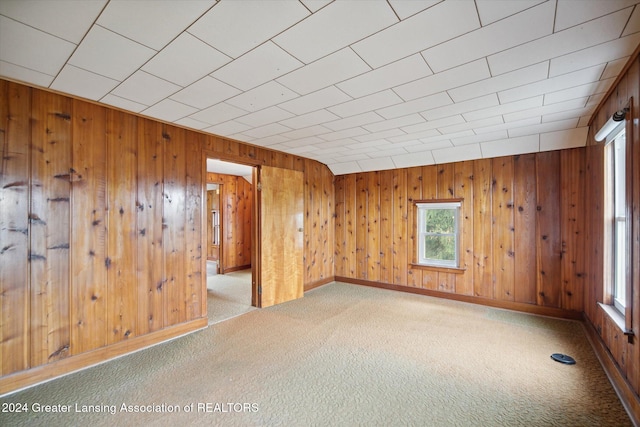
[207,269,255,325]
[0,282,631,426]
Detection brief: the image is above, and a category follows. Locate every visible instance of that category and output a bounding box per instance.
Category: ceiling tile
[318,127,369,142]
[281,125,332,139]
[331,90,404,118]
[388,128,441,144]
[0,60,53,87]
[507,118,579,138]
[279,86,352,115]
[274,1,397,64]
[100,94,147,113]
[142,33,230,87]
[601,57,630,79]
[226,81,298,112]
[278,109,340,129]
[235,106,294,128]
[352,0,480,68]
[451,130,509,146]
[242,123,292,139]
[189,102,249,126]
[51,64,119,100]
[473,116,542,135]
[421,94,499,121]
[622,4,640,36]
[357,157,396,172]
[376,91,451,119]
[462,95,542,121]
[498,64,605,104]
[299,0,333,13]
[475,0,546,26]
[328,161,362,175]
[555,0,638,32]
[355,128,406,142]
[401,115,465,134]
[502,97,588,122]
[277,48,371,95]
[0,16,75,76]
[548,32,640,77]
[480,134,540,158]
[388,0,442,20]
[337,54,432,99]
[69,25,155,81]
[0,0,106,43]
[392,150,435,168]
[543,77,614,105]
[98,0,214,50]
[394,59,490,101]
[448,61,548,102]
[170,76,240,109]
[248,134,292,147]
[488,8,633,75]
[539,127,588,151]
[411,140,454,151]
[364,114,425,133]
[213,41,302,91]
[141,99,198,122]
[423,1,554,73]
[367,146,410,158]
[542,105,596,123]
[324,112,383,132]
[420,130,474,145]
[174,116,211,130]
[203,120,253,136]
[110,71,180,106]
[437,116,505,134]
[432,144,482,164]
[188,1,309,58]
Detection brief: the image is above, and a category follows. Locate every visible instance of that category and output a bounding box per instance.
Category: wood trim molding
[335,276,584,320]
[0,318,207,397]
[582,316,640,426]
[304,276,334,292]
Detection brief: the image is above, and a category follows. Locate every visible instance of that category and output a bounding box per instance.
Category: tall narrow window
[611,128,627,314]
[416,201,461,268]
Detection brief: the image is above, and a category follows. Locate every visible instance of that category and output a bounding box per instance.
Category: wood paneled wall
[0,80,335,391]
[206,173,252,273]
[584,53,640,405]
[335,150,586,315]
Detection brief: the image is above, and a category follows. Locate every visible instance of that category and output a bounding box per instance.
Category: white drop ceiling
[1,0,639,175]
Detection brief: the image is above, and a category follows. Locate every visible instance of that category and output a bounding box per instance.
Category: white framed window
[416,200,461,268]
[609,128,627,314]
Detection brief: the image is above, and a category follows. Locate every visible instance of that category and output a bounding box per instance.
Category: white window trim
[416,201,461,268]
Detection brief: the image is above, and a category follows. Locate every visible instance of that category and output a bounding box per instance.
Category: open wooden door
[255,165,304,308]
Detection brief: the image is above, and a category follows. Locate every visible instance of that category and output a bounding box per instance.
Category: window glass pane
[425,209,455,233]
[615,220,626,309]
[424,235,455,261]
[614,132,626,215]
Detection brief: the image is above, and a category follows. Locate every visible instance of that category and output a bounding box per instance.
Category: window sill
[598,302,633,337]
[410,264,466,274]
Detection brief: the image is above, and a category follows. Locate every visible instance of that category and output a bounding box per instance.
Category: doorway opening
[205,158,255,325]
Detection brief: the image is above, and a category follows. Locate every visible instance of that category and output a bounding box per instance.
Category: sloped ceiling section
[1,0,639,175]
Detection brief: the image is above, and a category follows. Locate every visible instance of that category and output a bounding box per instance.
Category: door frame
[202,150,260,309]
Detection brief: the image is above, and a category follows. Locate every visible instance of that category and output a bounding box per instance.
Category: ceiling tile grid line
[1,0,639,175]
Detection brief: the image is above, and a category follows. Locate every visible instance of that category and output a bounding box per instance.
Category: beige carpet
[207,269,255,325]
[0,282,631,426]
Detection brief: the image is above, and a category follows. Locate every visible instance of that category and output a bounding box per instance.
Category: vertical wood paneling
[421,165,438,290]
[560,149,585,312]
[492,157,515,301]
[536,151,562,307]
[355,173,367,280]
[185,135,203,321]
[0,81,30,374]
[225,175,237,270]
[379,170,393,284]
[514,154,538,304]
[106,110,137,344]
[392,169,407,286]
[136,119,164,334]
[334,176,345,277]
[406,167,422,288]
[163,126,187,326]
[436,164,455,293]
[29,90,71,366]
[71,100,107,354]
[344,174,357,278]
[454,161,474,296]
[473,159,493,298]
[366,171,380,282]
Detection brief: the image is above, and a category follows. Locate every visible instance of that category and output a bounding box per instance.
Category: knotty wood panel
[513,154,537,304]
[473,159,493,298]
[406,167,422,288]
[344,174,357,278]
[29,90,71,366]
[379,170,393,284]
[421,165,438,291]
[334,175,346,277]
[0,81,30,375]
[454,161,474,296]
[136,118,164,334]
[392,169,407,285]
[71,100,108,355]
[106,110,137,344]
[435,163,455,293]
[535,151,562,307]
[492,157,515,301]
[185,135,203,321]
[366,172,380,282]
[355,173,367,280]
